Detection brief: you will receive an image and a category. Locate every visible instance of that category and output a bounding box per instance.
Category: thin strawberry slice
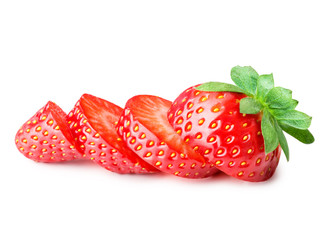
[67,94,158,174]
[116,95,218,178]
[15,101,83,163]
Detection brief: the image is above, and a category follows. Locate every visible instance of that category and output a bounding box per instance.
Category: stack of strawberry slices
[15,66,314,182]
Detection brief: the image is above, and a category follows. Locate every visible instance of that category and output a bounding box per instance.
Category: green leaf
[274,120,290,161]
[256,74,274,101]
[261,109,279,153]
[239,97,263,114]
[272,109,312,129]
[230,66,259,95]
[264,87,293,109]
[280,123,315,144]
[195,82,245,93]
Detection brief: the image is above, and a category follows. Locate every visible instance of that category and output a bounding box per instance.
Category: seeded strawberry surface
[67,94,158,174]
[168,86,281,181]
[116,95,218,178]
[15,101,83,163]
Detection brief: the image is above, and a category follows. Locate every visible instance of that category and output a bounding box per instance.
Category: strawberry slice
[15,101,83,163]
[67,94,158,174]
[116,95,218,178]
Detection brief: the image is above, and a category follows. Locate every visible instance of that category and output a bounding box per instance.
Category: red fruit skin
[67,94,158,174]
[168,86,281,182]
[116,95,218,179]
[15,101,83,163]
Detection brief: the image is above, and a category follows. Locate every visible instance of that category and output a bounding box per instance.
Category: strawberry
[116,95,219,178]
[15,101,83,163]
[67,94,158,174]
[168,66,314,181]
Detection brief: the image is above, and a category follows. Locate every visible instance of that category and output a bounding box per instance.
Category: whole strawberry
[168,66,314,181]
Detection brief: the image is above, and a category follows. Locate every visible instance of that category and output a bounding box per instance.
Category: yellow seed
[194,91,200,96]
[247,149,253,154]
[237,171,244,176]
[130,138,136,144]
[200,96,208,102]
[31,145,37,149]
[19,147,24,151]
[241,161,247,166]
[193,146,199,151]
[100,152,106,156]
[86,128,91,133]
[136,145,142,150]
[191,163,196,168]
[82,119,87,124]
[232,148,238,154]
[204,149,210,154]
[260,171,265,176]
[217,149,223,155]
[177,118,183,124]
[187,112,192,119]
[210,122,217,128]
[179,163,185,167]
[257,131,261,135]
[170,152,176,158]
[32,136,38,140]
[208,137,215,142]
[43,131,48,136]
[51,151,56,154]
[41,116,46,121]
[54,125,60,130]
[126,132,131,138]
[32,119,38,124]
[145,152,152,157]
[28,152,33,156]
[155,161,162,166]
[182,98,187,103]
[217,94,224,99]
[174,171,180,175]
[22,138,27,143]
[195,172,199,176]
[256,158,261,164]
[167,163,173,168]
[140,133,146,139]
[177,109,183,116]
[197,107,204,113]
[69,145,75,149]
[36,126,42,132]
[186,123,192,131]
[94,133,100,138]
[52,135,57,140]
[215,160,222,165]
[243,135,248,141]
[249,172,255,177]
[198,119,205,125]
[212,107,220,113]
[90,149,96,153]
[176,129,182,135]
[188,103,194,109]
[225,125,230,130]
[226,137,231,142]
[26,129,30,133]
[134,125,139,132]
[242,123,248,127]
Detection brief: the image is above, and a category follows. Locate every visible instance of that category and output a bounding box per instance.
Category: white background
[1,1,329,239]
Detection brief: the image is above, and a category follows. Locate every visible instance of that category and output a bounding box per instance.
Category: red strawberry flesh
[117,95,218,178]
[67,94,158,173]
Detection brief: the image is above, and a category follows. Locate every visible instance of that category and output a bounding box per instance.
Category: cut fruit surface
[15,101,83,163]
[117,95,218,178]
[67,94,158,174]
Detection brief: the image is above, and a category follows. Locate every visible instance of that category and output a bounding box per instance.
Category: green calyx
[195,66,314,161]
